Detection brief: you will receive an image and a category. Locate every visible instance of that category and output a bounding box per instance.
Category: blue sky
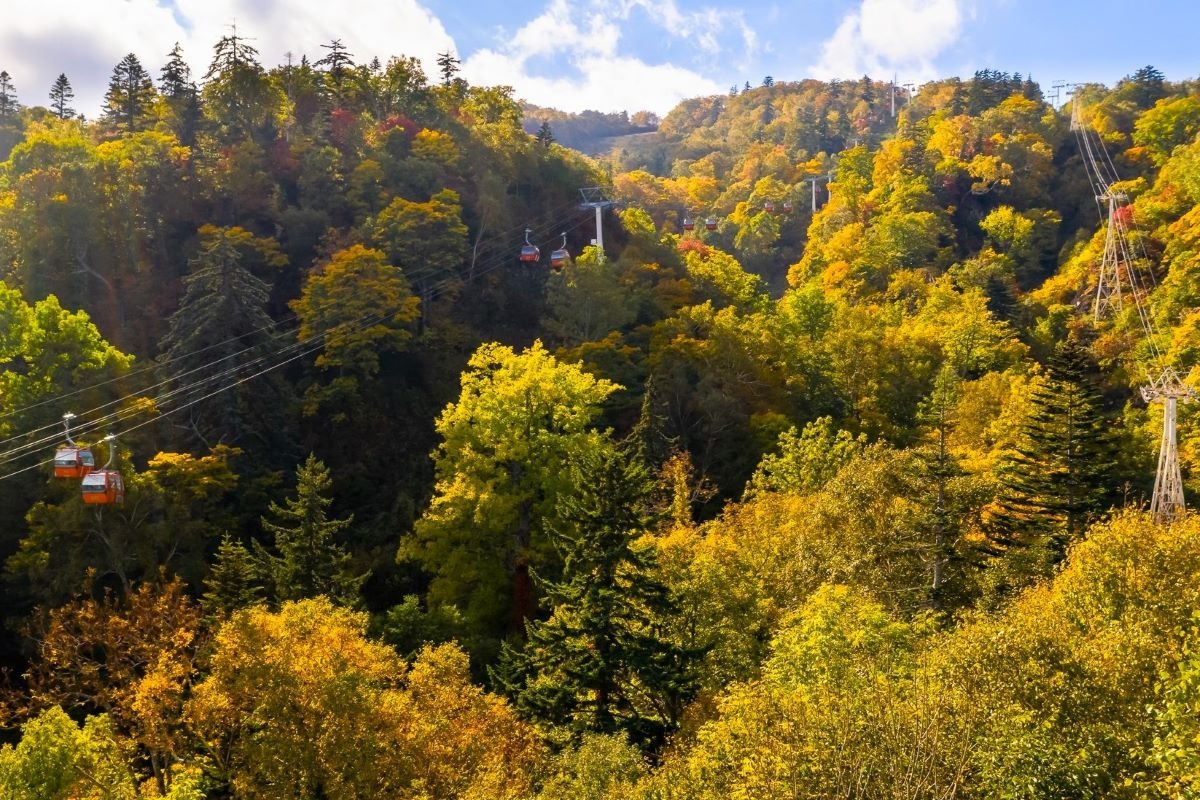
[2,0,1197,119]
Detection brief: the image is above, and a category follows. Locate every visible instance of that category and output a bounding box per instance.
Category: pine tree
[535,119,554,147]
[104,53,156,132]
[258,454,363,606]
[202,534,263,617]
[493,445,698,749]
[988,337,1119,562]
[48,74,74,119]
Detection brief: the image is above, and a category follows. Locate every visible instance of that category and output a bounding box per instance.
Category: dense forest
[0,31,1200,797]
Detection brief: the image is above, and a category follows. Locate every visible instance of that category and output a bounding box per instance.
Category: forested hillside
[1,36,1200,797]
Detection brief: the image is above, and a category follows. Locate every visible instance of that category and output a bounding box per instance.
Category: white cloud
[809,0,964,81]
[461,0,746,114]
[1,0,747,120]
[0,0,455,118]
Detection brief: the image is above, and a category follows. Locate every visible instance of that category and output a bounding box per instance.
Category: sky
[2,0,1197,119]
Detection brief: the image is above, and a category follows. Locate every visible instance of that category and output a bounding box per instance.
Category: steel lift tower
[1142,369,1197,521]
[579,187,615,262]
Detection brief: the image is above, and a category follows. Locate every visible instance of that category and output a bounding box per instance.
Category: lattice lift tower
[1072,91,1196,521]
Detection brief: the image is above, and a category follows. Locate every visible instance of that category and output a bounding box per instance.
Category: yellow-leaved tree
[185,598,541,799]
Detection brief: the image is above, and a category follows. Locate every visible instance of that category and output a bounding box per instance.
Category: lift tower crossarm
[578,187,615,262]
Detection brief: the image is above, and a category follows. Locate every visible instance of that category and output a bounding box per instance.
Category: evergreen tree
[1124,64,1167,108]
[493,445,698,749]
[158,227,277,446]
[258,454,363,606]
[0,69,21,159]
[205,30,260,78]
[103,53,156,132]
[535,119,555,147]
[762,76,774,88]
[159,43,202,146]
[48,74,74,119]
[916,366,970,610]
[0,70,17,119]
[202,534,263,617]
[436,50,460,86]
[203,30,277,142]
[315,38,355,104]
[988,337,1119,563]
[159,43,192,98]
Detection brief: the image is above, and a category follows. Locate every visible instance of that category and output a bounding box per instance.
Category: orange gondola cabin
[53,446,95,479]
[520,228,541,263]
[549,247,569,270]
[81,469,124,505]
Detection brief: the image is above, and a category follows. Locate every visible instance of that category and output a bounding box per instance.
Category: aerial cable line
[0,197,586,428]
[0,200,603,476]
[1070,88,1194,522]
[0,197,589,452]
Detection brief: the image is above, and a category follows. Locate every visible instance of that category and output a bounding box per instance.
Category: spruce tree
[535,119,554,147]
[258,454,363,606]
[989,337,1119,563]
[493,445,698,749]
[48,74,74,119]
[104,53,156,132]
[202,534,263,617]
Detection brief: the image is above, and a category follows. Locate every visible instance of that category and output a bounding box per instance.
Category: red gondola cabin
[519,244,541,262]
[81,469,124,505]
[704,217,718,231]
[53,446,95,479]
[683,217,695,231]
[782,200,793,213]
[763,200,776,213]
[549,248,569,271]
